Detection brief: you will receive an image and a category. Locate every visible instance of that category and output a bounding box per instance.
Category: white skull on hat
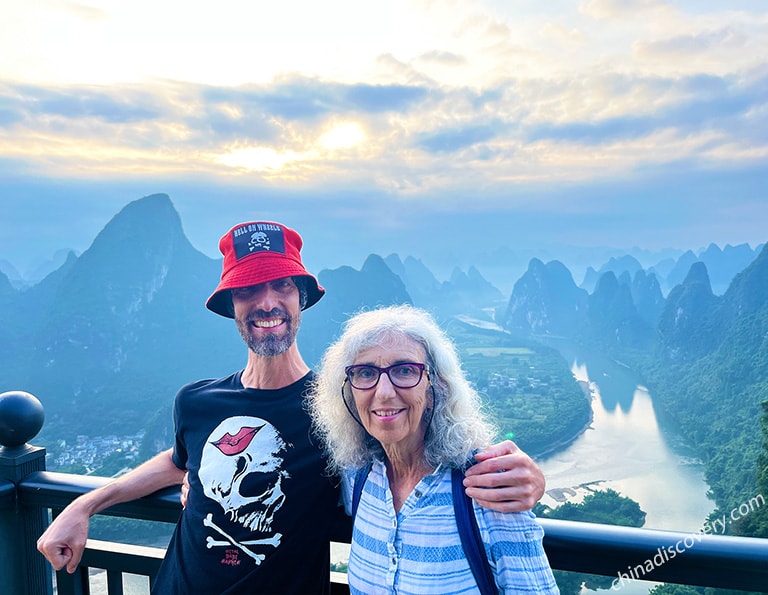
[248,232,270,252]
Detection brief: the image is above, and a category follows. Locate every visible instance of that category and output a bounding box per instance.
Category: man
[37,221,546,593]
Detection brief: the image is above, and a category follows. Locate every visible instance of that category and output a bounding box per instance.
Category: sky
[1,0,767,279]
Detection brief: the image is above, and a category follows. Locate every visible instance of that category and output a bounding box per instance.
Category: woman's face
[349,335,432,455]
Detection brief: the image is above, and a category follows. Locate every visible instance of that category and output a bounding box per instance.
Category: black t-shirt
[152,371,343,594]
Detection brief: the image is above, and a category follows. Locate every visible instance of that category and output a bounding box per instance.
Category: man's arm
[463,440,545,513]
[37,448,185,573]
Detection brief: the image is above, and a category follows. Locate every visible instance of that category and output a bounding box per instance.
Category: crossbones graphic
[248,232,270,252]
[203,513,282,564]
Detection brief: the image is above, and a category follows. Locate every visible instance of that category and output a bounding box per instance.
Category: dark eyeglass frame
[344,362,429,390]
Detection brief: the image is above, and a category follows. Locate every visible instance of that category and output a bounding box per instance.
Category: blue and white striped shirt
[343,460,559,594]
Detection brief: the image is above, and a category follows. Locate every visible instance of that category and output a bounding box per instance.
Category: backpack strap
[451,467,497,595]
[351,462,373,519]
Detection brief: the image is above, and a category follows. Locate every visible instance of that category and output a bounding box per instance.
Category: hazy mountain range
[1,198,762,300]
[0,193,763,433]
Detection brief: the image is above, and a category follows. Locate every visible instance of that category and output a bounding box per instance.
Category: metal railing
[7,470,768,594]
[2,390,768,594]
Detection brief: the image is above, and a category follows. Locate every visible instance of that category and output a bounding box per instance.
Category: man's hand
[180,472,190,508]
[36,503,91,574]
[463,440,545,512]
[37,449,184,574]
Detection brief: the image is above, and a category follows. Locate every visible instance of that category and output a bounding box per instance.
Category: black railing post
[0,390,53,595]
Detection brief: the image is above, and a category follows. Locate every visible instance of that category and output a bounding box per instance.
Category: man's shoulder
[178,371,241,395]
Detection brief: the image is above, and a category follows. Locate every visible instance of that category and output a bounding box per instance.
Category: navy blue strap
[451,467,497,595]
[351,462,372,519]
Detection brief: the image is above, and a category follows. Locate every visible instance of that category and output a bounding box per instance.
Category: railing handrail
[20,470,181,523]
[538,517,768,590]
[16,470,768,593]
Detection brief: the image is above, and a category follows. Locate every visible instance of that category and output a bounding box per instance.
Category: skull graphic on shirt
[199,416,289,536]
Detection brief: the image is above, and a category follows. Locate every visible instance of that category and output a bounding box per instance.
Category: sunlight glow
[216,147,303,171]
[319,123,366,150]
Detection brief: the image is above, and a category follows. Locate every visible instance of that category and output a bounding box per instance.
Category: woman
[308,304,559,594]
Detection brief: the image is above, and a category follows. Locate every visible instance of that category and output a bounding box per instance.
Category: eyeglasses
[344,363,428,390]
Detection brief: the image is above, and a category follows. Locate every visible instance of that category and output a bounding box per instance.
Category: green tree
[539,489,646,594]
[543,489,646,527]
[650,586,703,595]
[734,399,768,538]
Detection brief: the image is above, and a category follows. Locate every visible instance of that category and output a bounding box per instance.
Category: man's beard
[236,308,300,357]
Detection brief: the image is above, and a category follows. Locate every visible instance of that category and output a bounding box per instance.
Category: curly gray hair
[307,304,497,473]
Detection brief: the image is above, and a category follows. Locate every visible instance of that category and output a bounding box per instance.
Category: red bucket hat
[206,221,325,318]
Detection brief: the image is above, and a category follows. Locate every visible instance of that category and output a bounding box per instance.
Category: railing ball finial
[0,390,45,449]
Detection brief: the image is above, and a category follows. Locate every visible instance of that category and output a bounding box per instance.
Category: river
[538,346,715,593]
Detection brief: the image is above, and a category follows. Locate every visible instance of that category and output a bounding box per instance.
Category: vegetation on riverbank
[536,488,646,594]
[446,319,592,458]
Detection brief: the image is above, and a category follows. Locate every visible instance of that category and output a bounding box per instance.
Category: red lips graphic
[210,425,263,456]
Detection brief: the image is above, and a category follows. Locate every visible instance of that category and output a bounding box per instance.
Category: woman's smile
[372,408,406,420]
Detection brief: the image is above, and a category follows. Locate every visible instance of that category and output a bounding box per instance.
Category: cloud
[580,0,667,20]
[539,23,587,45]
[0,103,24,127]
[343,84,431,113]
[19,85,162,122]
[517,68,768,149]
[415,123,500,154]
[1,62,765,192]
[415,51,468,67]
[201,79,429,120]
[64,2,110,22]
[636,26,748,56]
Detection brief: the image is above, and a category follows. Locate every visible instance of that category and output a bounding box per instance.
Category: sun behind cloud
[319,122,366,150]
[214,122,367,176]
